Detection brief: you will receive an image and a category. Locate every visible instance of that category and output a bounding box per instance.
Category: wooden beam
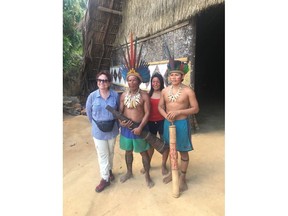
[97,6,122,15]
[149,57,188,65]
[114,21,190,50]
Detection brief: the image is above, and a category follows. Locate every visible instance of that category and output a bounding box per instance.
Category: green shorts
[120,126,150,153]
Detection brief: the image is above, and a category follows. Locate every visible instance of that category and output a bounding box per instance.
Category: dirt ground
[63,102,224,216]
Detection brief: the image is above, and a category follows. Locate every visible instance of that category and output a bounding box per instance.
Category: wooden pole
[97,6,122,15]
[169,124,179,198]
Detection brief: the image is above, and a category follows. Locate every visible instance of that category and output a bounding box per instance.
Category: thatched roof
[79,0,224,101]
[79,0,124,99]
[115,0,224,44]
[81,0,123,68]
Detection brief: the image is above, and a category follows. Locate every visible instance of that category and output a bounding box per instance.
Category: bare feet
[163,172,172,184]
[140,168,145,174]
[162,166,169,176]
[145,175,155,188]
[179,174,188,192]
[120,172,132,183]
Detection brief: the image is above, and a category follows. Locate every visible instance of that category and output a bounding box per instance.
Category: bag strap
[92,118,115,124]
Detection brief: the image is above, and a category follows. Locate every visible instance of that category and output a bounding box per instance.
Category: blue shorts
[163,118,193,152]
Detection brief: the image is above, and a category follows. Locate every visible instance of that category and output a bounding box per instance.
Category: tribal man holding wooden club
[158,52,199,193]
[118,33,154,188]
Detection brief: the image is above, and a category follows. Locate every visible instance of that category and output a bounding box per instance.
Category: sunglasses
[97,79,109,83]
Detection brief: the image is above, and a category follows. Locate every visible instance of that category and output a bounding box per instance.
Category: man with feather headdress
[158,44,199,192]
[118,33,154,188]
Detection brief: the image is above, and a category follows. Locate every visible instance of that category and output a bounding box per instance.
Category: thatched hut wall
[78,0,224,102]
[111,22,196,91]
[115,0,224,45]
[113,23,194,64]
[111,0,224,92]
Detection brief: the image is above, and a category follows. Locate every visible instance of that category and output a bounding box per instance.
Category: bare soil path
[63,102,224,216]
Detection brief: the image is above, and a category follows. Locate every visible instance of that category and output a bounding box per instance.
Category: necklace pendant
[168,85,182,102]
[124,88,141,108]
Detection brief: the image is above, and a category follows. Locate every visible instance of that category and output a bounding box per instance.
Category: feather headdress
[119,33,150,83]
[163,42,189,75]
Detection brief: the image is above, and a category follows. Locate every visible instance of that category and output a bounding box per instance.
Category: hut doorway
[194,3,225,111]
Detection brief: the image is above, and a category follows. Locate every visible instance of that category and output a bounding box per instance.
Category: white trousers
[93,137,116,181]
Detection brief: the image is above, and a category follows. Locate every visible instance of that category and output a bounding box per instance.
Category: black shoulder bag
[93,118,115,132]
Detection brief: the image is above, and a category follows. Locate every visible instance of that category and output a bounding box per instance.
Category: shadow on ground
[193,98,224,134]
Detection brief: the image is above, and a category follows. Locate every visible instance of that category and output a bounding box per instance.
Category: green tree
[63,0,86,95]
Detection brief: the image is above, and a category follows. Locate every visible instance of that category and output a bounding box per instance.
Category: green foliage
[63,0,86,91]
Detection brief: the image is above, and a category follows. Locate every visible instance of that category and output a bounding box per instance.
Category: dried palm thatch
[79,0,224,102]
[115,0,224,44]
[79,0,124,102]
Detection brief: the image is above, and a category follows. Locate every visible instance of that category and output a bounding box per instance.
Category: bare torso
[120,89,150,123]
[164,85,191,119]
[159,84,199,122]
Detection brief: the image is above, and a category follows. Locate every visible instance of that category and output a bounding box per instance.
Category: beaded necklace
[168,84,182,102]
[124,88,141,108]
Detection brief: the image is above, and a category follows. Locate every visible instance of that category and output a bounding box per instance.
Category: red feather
[130,33,134,69]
